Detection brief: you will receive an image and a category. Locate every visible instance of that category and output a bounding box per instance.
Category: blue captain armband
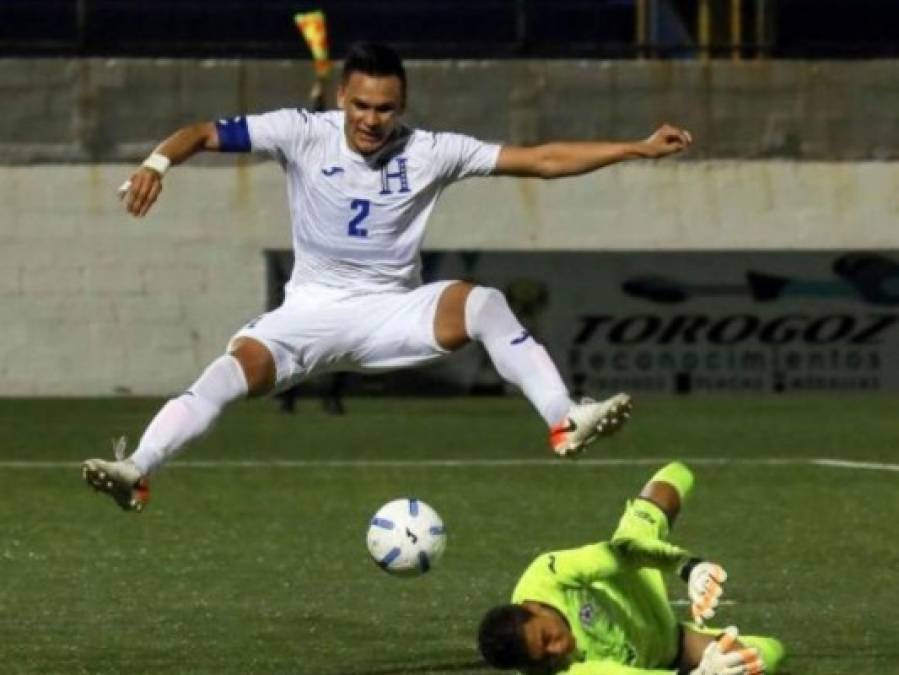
[215,116,251,152]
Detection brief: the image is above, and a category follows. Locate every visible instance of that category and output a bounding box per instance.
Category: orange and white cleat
[82,437,150,512]
[549,393,633,457]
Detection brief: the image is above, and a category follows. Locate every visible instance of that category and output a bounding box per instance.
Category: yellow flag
[294,10,332,79]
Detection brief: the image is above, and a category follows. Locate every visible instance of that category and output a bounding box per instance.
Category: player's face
[338,72,405,156]
[521,605,576,671]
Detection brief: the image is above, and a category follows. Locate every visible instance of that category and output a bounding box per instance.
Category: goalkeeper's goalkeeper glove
[680,558,728,625]
[689,627,765,675]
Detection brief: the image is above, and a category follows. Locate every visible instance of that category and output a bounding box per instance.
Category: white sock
[465,286,572,426]
[129,355,249,475]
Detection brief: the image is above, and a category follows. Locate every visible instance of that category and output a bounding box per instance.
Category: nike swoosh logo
[321,166,344,176]
[510,330,531,345]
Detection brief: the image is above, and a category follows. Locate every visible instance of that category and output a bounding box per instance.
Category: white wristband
[141,152,171,176]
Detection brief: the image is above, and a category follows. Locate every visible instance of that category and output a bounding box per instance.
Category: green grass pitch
[1,395,897,674]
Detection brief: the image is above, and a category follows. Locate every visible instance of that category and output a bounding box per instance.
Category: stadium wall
[1,58,897,395]
[0,58,897,161]
[1,161,897,396]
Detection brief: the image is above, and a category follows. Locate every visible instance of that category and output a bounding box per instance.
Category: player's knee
[434,281,476,350]
[469,285,506,311]
[464,286,514,339]
[229,337,276,396]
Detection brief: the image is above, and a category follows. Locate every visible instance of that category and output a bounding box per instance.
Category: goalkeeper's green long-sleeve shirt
[511,536,691,675]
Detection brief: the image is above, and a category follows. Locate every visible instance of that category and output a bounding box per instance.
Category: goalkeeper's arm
[606,526,728,626]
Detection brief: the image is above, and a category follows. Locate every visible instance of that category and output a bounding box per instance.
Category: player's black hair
[477,604,534,670]
[342,42,406,93]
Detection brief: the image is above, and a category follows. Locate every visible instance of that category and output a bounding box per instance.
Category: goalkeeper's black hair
[477,604,534,670]
[342,42,406,95]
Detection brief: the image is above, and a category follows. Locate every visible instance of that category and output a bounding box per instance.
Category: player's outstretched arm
[493,123,692,178]
[121,121,220,218]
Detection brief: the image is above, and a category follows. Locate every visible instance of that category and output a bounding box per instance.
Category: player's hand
[642,123,692,158]
[687,561,728,625]
[118,167,163,218]
[690,627,765,675]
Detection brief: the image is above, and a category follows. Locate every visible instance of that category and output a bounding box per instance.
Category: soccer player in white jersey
[84,43,692,511]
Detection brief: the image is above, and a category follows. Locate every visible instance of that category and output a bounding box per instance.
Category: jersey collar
[340,123,413,168]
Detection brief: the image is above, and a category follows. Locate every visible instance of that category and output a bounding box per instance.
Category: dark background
[1,0,897,59]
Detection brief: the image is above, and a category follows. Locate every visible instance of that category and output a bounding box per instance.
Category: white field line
[811,458,899,473]
[0,457,897,471]
[670,599,737,606]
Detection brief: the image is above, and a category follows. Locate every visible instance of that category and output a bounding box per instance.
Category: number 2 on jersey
[348,198,370,238]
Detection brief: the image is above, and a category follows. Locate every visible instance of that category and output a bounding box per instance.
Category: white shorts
[228,281,456,392]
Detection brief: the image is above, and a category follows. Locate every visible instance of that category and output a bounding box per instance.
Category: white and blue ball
[366,498,447,577]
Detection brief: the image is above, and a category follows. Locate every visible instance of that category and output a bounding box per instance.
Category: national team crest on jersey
[578,603,596,627]
[379,157,411,195]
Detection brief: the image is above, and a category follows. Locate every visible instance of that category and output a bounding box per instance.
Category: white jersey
[237,109,500,294]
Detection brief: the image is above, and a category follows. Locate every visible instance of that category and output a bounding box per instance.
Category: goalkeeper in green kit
[477,462,786,674]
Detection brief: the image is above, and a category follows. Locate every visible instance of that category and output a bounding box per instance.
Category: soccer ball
[366,498,447,577]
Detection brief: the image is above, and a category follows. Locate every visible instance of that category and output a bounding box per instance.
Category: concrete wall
[1,58,898,161]
[1,161,897,395]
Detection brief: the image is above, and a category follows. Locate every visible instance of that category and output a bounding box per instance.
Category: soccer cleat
[82,437,150,512]
[549,393,633,457]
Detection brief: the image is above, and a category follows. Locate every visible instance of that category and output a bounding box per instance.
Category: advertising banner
[266,250,899,396]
